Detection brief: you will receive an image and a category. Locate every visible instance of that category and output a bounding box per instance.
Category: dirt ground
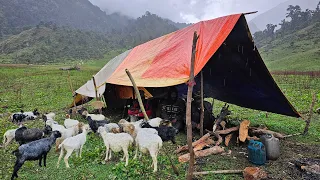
[191,138,320,179]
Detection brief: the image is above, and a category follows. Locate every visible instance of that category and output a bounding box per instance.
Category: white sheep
[119,119,157,139]
[97,127,133,166]
[134,130,163,172]
[64,114,79,129]
[82,110,105,121]
[56,125,88,168]
[44,112,56,120]
[2,128,17,149]
[104,123,120,133]
[148,117,163,127]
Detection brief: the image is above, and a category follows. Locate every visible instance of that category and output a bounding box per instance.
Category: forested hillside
[254,2,320,71]
[0,0,189,64]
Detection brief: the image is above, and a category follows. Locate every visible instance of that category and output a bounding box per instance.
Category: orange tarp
[106,14,241,87]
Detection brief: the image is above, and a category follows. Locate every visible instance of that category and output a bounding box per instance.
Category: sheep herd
[2,108,178,180]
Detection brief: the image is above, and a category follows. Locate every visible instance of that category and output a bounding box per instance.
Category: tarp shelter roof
[75,13,300,118]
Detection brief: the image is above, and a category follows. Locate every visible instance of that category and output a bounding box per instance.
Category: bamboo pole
[186,31,199,180]
[200,71,204,136]
[193,170,243,175]
[243,11,258,15]
[125,69,149,121]
[303,92,316,135]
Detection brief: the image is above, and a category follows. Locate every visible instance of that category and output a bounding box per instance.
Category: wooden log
[225,133,233,147]
[304,92,316,135]
[193,138,215,152]
[239,120,250,142]
[176,133,211,153]
[125,69,149,121]
[246,136,260,141]
[212,126,239,135]
[250,128,285,139]
[186,31,199,180]
[212,132,223,146]
[178,146,225,163]
[193,169,243,175]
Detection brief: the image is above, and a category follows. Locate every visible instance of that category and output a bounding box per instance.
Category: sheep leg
[134,143,138,159]
[38,156,42,167]
[11,158,25,179]
[79,145,83,158]
[64,149,73,168]
[75,149,79,157]
[108,150,112,160]
[104,146,109,161]
[43,153,47,167]
[151,155,158,173]
[122,147,129,166]
[57,147,64,168]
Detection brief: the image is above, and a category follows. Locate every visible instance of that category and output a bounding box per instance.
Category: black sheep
[15,127,44,145]
[86,116,109,133]
[11,131,61,180]
[140,121,177,144]
[12,112,27,124]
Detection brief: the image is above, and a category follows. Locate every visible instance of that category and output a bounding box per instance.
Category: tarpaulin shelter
[74,13,300,118]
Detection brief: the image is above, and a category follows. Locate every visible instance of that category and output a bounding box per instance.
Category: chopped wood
[239,120,250,142]
[178,146,225,163]
[193,169,243,175]
[220,121,226,130]
[243,167,267,180]
[250,127,285,139]
[213,126,239,135]
[212,132,223,146]
[225,133,233,146]
[283,133,302,138]
[193,138,215,152]
[246,136,259,141]
[176,133,210,153]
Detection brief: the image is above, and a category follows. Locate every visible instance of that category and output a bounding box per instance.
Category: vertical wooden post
[125,69,149,121]
[303,92,316,135]
[92,76,102,114]
[200,71,204,136]
[186,31,199,180]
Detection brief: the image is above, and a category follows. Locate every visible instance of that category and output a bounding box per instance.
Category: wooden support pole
[193,169,243,176]
[92,76,99,100]
[125,69,149,121]
[200,70,204,136]
[67,70,76,108]
[186,31,199,180]
[303,92,316,135]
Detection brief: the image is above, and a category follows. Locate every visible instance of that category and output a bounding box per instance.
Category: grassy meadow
[0,63,319,180]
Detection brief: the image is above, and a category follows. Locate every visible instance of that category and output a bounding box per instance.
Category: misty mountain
[249,0,319,33]
[0,0,188,35]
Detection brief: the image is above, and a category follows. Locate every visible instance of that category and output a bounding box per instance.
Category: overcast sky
[89,0,288,23]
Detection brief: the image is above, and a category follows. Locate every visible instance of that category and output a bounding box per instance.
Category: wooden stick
[200,71,204,137]
[186,31,199,180]
[92,76,99,100]
[193,170,243,175]
[210,126,240,135]
[125,69,149,121]
[303,92,316,135]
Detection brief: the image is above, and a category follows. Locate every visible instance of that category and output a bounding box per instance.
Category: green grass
[0,65,319,179]
[259,22,320,71]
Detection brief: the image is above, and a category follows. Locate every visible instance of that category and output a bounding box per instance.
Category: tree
[264,24,277,37]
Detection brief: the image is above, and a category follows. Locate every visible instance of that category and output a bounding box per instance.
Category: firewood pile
[177,104,288,163]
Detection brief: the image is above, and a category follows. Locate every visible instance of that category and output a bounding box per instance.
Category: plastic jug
[261,134,280,160]
[248,140,266,165]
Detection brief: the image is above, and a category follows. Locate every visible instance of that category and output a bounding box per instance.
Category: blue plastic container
[248,140,266,165]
